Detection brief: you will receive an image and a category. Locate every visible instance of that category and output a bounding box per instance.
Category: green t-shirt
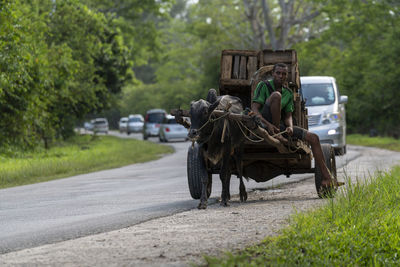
[252,80,294,113]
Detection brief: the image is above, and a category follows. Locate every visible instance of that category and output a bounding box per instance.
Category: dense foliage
[0,0,168,149]
[119,0,399,137]
[296,0,400,135]
[1,0,399,149]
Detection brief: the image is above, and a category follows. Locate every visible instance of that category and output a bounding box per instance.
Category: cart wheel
[187,143,210,200]
[315,144,337,198]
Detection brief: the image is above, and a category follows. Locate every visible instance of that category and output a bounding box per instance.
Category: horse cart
[172,49,338,203]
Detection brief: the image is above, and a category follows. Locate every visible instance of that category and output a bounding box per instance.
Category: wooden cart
[173,49,337,199]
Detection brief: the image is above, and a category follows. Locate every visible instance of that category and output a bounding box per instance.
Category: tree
[0,0,133,148]
[243,0,325,50]
[295,0,400,135]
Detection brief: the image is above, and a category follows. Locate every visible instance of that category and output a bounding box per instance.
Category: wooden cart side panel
[222,50,259,57]
[239,56,247,79]
[247,56,258,80]
[221,55,233,79]
[262,50,294,65]
[232,55,240,79]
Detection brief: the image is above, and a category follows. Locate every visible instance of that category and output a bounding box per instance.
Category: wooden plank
[243,153,301,160]
[304,108,308,130]
[262,50,293,65]
[220,78,250,87]
[247,56,258,80]
[232,55,240,79]
[291,64,297,88]
[222,50,259,57]
[291,50,297,65]
[294,96,301,127]
[220,55,232,79]
[239,56,247,79]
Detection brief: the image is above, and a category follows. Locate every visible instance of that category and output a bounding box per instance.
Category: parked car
[119,117,128,133]
[300,76,348,155]
[84,121,93,132]
[127,114,144,134]
[143,109,167,140]
[92,118,109,134]
[159,115,189,142]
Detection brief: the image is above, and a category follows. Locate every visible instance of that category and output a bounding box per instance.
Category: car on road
[159,115,189,142]
[300,76,348,155]
[92,118,109,134]
[84,121,93,132]
[127,114,144,134]
[119,117,128,133]
[143,109,167,140]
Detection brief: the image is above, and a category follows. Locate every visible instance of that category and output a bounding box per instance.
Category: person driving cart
[251,63,343,190]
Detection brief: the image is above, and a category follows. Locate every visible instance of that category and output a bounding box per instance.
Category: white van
[300,76,348,155]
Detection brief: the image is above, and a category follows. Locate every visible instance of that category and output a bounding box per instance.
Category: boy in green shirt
[251,63,343,190]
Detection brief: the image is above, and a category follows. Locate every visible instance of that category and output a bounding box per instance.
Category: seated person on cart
[251,63,342,189]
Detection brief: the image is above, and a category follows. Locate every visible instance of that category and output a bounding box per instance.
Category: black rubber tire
[335,145,346,156]
[187,143,208,200]
[143,134,148,140]
[315,144,337,198]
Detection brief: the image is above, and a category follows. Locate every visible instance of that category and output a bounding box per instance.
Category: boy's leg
[302,130,340,187]
[264,92,282,128]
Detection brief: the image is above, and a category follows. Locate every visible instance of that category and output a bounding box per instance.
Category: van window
[147,113,165,123]
[129,117,142,122]
[301,83,335,107]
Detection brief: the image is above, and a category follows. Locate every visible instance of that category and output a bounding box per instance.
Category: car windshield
[129,117,142,122]
[94,120,107,125]
[147,113,165,123]
[301,83,335,107]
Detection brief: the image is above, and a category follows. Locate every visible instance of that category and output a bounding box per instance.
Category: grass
[204,134,400,266]
[206,167,400,266]
[0,134,173,189]
[347,134,400,151]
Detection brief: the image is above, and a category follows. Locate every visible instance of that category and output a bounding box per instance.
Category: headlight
[322,112,341,124]
[328,129,337,135]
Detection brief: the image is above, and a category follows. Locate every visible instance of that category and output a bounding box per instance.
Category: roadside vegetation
[205,135,400,266]
[347,134,400,152]
[206,167,400,266]
[0,135,173,189]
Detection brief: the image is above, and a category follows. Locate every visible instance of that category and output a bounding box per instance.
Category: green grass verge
[347,134,400,152]
[206,166,400,266]
[205,135,400,266]
[0,135,173,189]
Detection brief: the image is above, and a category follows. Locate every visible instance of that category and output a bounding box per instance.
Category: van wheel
[143,134,148,140]
[335,145,346,156]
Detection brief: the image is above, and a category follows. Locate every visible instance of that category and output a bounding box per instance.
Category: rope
[192,109,301,154]
[196,111,230,133]
[191,111,229,145]
[271,129,287,138]
[236,120,265,143]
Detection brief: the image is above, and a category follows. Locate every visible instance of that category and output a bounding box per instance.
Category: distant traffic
[84,110,189,143]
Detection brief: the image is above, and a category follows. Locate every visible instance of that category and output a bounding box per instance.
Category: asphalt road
[0,131,358,254]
